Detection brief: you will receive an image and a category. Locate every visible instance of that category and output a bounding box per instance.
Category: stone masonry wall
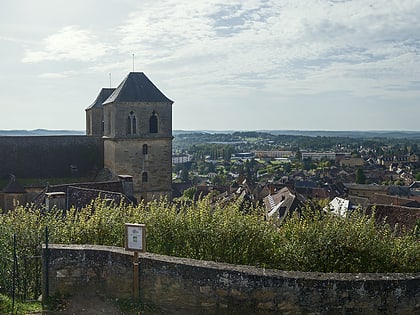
[43,244,420,315]
[0,136,103,179]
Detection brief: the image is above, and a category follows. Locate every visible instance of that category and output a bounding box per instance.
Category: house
[263,187,304,222]
[345,183,388,199]
[340,157,364,168]
[324,197,354,217]
[31,175,135,211]
[0,175,27,213]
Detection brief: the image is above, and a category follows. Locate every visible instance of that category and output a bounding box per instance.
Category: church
[0,72,174,211]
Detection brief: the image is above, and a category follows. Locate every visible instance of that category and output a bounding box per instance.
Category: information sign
[124,223,146,252]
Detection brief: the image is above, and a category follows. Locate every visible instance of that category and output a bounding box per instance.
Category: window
[142,172,148,182]
[127,111,137,135]
[142,144,148,155]
[149,111,158,133]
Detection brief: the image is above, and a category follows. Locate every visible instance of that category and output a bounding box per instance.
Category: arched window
[149,111,158,133]
[127,111,137,135]
[142,144,148,155]
[142,172,148,182]
[132,115,137,134]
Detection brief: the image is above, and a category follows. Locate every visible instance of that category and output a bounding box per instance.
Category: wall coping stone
[44,243,420,281]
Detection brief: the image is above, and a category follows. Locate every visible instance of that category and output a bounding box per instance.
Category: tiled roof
[104,72,173,104]
[86,88,116,110]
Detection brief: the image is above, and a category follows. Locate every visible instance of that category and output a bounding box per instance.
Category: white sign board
[125,223,146,252]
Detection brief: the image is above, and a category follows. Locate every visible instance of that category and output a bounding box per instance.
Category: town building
[1,72,174,211]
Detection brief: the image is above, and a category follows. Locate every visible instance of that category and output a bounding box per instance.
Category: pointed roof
[103,72,173,104]
[86,88,116,110]
[2,175,26,193]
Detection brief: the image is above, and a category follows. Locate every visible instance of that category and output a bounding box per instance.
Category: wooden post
[125,223,146,301]
[133,251,139,300]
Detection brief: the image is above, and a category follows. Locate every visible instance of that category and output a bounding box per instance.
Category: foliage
[182,187,197,200]
[355,168,366,184]
[0,198,419,301]
[274,208,419,273]
[0,293,41,314]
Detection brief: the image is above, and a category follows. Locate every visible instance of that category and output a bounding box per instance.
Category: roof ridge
[103,72,173,104]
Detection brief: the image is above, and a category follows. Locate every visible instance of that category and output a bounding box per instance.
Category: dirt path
[47,294,126,314]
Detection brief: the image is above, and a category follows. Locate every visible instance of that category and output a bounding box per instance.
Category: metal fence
[0,227,47,310]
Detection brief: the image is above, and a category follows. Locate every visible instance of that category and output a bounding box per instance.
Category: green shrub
[0,197,419,300]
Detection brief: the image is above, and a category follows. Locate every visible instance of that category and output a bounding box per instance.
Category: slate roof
[2,175,26,193]
[103,72,173,104]
[32,180,132,208]
[86,88,116,110]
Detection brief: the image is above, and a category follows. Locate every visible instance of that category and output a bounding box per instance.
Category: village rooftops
[103,72,173,105]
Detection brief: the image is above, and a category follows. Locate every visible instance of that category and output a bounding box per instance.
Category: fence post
[12,233,16,313]
[45,226,49,298]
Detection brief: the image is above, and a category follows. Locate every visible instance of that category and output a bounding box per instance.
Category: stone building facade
[86,72,173,201]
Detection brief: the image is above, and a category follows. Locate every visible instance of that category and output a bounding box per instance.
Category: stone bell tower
[101,72,173,202]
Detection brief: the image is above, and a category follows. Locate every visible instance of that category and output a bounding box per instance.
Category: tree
[182,187,197,200]
[212,173,227,186]
[180,167,190,182]
[355,168,366,184]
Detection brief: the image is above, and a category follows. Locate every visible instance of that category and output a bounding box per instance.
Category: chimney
[45,192,66,211]
[118,175,134,196]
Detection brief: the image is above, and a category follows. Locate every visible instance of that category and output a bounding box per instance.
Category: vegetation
[0,293,41,314]
[0,198,419,306]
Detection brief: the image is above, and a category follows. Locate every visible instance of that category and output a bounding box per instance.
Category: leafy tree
[212,173,227,186]
[302,158,315,171]
[180,167,190,182]
[182,187,197,200]
[356,168,366,184]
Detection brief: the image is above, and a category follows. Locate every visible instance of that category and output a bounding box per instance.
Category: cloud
[37,71,74,79]
[22,26,109,63]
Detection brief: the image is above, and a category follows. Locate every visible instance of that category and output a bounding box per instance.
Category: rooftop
[103,72,173,104]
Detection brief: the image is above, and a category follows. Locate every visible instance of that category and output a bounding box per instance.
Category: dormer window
[149,111,158,133]
[127,111,137,135]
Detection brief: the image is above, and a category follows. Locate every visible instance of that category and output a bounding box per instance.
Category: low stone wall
[43,244,420,315]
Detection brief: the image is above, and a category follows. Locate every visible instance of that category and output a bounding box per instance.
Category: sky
[1,0,420,131]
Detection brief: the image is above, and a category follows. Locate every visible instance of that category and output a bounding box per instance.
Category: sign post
[124,223,146,300]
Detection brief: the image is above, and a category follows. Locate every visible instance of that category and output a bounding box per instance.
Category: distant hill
[2,129,420,139]
[0,129,85,136]
[174,130,420,139]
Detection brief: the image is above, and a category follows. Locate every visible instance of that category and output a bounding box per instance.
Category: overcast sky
[1,0,419,131]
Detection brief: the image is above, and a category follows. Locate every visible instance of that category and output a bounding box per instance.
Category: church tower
[100,72,173,202]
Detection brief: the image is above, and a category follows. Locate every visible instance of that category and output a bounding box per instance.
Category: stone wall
[43,244,420,315]
[0,136,103,179]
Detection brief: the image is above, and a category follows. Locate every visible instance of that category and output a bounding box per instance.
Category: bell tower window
[149,111,158,133]
[127,111,137,135]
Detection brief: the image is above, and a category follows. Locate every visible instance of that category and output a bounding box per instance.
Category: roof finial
[132,53,135,72]
[109,73,112,88]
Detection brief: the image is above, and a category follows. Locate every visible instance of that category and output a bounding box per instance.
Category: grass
[0,294,41,314]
